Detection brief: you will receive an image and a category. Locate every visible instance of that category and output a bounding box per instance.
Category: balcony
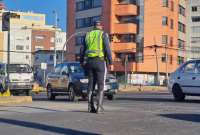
[113,61,135,72]
[113,23,137,34]
[112,42,136,52]
[115,4,138,16]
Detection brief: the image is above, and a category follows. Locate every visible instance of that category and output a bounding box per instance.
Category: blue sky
[4,0,67,31]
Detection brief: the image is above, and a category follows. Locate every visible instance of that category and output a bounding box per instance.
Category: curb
[119,86,168,93]
[0,96,32,105]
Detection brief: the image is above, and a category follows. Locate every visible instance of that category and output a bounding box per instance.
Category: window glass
[55,64,62,73]
[178,22,185,33]
[162,35,168,44]
[93,0,101,7]
[192,6,197,12]
[195,62,200,73]
[76,1,84,11]
[170,19,174,29]
[16,45,24,50]
[162,0,168,7]
[192,16,200,22]
[61,65,68,74]
[179,5,185,16]
[178,56,184,65]
[162,16,168,25]
[183,62,196,73]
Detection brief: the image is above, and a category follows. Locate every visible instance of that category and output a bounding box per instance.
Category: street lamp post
[61,31,87,63]
[53,10,58,68]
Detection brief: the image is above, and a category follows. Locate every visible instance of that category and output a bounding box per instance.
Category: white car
[168,59,200,101]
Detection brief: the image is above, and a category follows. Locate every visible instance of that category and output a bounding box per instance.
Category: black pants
[86,58,107,112]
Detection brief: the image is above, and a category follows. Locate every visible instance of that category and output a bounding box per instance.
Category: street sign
[41,63,47,70]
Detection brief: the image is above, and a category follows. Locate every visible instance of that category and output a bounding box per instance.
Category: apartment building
[186,0,200,59]
[67,0,102,60]
[0,10,46,65]
[0,8,66,67]
[67,0,187,84]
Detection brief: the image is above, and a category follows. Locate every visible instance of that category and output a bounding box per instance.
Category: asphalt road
[1,91,200,135]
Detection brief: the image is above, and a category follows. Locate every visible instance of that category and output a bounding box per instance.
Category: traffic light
[2,12,10,31]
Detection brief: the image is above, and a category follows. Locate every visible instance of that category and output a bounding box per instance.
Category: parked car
[0,63,34,96]
[168,59,200,101]
[46,62,119,101]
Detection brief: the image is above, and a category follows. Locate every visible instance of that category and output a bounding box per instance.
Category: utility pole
[53,10,58,67]
[146,44,160,85]
[124,55,128,88]
[165,44,169,85]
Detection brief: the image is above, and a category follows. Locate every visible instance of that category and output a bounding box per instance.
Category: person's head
[94,20,103,30]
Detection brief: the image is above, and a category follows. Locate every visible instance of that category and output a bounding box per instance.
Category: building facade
[186,0,200,59]
[0,8,66,67]
[67,0,187,85]
[0,10,46,65]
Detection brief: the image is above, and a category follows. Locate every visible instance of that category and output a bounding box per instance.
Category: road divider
[0,96,32,104]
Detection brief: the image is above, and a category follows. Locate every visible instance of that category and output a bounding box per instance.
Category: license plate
[18,83,26,86]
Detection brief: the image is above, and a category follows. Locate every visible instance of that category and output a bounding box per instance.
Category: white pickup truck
[0,63,34,96]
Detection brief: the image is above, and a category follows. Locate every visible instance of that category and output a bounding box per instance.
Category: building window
[162,35,168,44]
[162,0,168,7]
[162,16,168,26]
[35,35,45,42]
[178,22,185,33]
[191,37,200,44]
[192,16,200,22]
[170,37,173,46]
[49,55,54,61]
[50,37,55,43]
[76,0,102,11]
[170,1,174,11]
[178,39,185,49]
[76,18,85,28]
[75,36,85,46]
[76,1,84,11]
[192,26,200,33]
[93,0,102,8]
[119,34,136,43]
[161,54,166,63]
[16,45,24,50]
[179,5,185,16]
[192,6,197,12]
[26,55,29,60]
[178,56,184,65]
[169,55,173,64]
[76,16,101,29]
[85,17,92,27]
[170,19,174,29]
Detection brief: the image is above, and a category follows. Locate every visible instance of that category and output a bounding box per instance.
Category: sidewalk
[119,85,168,93]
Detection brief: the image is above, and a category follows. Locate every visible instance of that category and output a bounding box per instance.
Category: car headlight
[80,79,89,83]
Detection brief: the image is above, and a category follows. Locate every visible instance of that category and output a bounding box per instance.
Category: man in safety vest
[80,21,112,113]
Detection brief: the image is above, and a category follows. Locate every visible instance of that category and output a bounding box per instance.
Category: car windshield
[7,64,32,73]
[68,63,84,73]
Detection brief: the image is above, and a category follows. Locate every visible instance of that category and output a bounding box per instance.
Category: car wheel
[68,85,76,102]
[47,85,55,100]
[107,94,114,100]
[172,84,185,101]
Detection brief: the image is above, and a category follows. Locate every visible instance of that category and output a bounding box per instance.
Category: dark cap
[94,20,102,27]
